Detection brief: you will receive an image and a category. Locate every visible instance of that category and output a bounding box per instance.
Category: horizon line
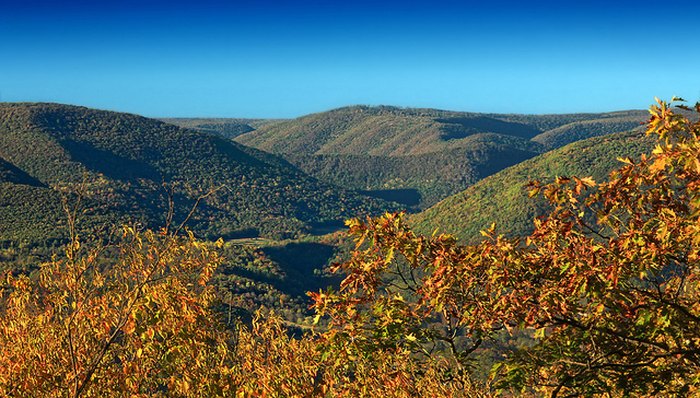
[0,100,651,120]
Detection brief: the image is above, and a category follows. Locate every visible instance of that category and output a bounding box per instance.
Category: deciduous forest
[1,98,699,397]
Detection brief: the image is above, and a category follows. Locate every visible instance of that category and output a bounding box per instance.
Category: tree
[312,98,700,396]
[4,97,698,397]
[489,98,700,396]
[0,214,479,397]
[0,226,235,397]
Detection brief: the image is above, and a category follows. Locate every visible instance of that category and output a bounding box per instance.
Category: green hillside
[285,136,540,206]
[0,103,394,245]
[236,105,549,156]
[493,110,640,132]
[236,106,548,207]
[236,106,647,208]
[411,130,656,242]
[531,111,647,149]
[0,183,67,246]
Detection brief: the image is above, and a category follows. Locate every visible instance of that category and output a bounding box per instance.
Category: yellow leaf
[617,156,634,165]
[534,328,546,339]
[649,158,667,173]
[579,176,596,187]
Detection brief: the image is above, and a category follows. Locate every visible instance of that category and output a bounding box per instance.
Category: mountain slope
[285,137,539,206]
[236,106,553,207]
[0,157,45,187]
[236,106,647,208]
[531,111,647,149]
[0,103,394,244]
[0,182,66,246]
[411,130,656,242]
[160,118,283,139]
[237,105,548,156]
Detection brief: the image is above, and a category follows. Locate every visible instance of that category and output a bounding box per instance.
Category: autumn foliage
[1,98,699,397]
[0,227,236,397]
[311,98,700,396]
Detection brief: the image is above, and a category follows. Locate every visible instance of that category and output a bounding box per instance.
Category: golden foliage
[312,99,700,397]
[0,228,234,397]
[3,98,699,397]
[0,226,485,397]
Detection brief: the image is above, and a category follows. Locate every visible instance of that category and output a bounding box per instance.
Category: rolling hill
[236,105,549,156]
[530,111,646,149]
[161,118,283,139]
[236,106,647,208]
[410,129,656,242]
[0,103,395,245]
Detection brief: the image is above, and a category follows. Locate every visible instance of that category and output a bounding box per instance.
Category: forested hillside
[6,100,695,397]
[530,110,646,149]
[237,106,646,207]
[411,129,655,241]
[0,157,44,186]
[237,106,548,156]
[0,103,394,245]
[160,117,282,139]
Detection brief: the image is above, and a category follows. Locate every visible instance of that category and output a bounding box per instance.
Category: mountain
[410,130,655,242]
[0,103,394,245]
[236,106,647,208]
[530,110,647,149]
[161,118,283,139]
[236,105,548,156]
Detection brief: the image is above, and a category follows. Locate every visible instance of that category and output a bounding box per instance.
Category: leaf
[579,176,596,187]
[671,96,686,102]
[534,328,546,339]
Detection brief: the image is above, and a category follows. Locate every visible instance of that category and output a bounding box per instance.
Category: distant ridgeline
[0,103,396,246]
[160,117,283,140]
[0,102,649,247]
[235,105,646,208]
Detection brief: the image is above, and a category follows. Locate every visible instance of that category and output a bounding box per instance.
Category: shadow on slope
[437,116,541,140]
[60,139,161,181]
[360,188,422,208]
[260,242,339,297]
[219,241,340,300]
[0,158,46,187]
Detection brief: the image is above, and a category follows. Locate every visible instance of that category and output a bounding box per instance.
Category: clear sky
[2,0,700,118]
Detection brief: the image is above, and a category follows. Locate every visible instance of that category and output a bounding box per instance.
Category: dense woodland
[0,103,396,244]
[236,106,646,208]
[412,130,657,241]
[1,98,698,396]
[160,118,282,140]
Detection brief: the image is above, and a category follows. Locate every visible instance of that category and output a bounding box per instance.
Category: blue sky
[2,0,700,118]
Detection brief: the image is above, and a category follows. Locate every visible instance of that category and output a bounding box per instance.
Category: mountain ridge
[235,105,647,208]
[0,102,396,244]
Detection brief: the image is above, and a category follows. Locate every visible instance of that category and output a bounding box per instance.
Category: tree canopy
[1,98,698,397]
[312,98,700,396]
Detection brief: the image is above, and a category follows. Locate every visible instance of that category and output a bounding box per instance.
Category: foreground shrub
[0,228,234,397]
